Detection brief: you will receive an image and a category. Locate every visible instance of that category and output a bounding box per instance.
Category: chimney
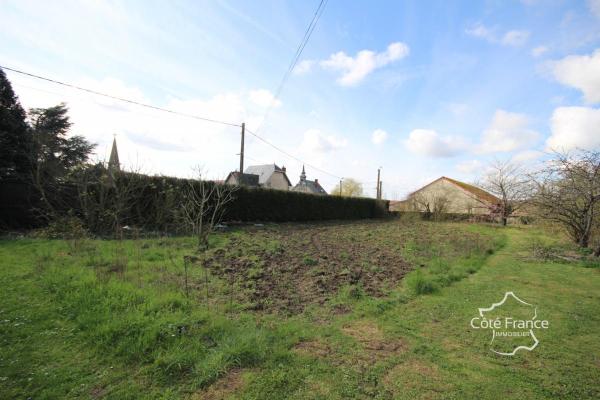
[282,165,286,172]
[314,179,318,184]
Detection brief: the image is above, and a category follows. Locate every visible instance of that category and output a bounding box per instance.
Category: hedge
[0,173,389,233]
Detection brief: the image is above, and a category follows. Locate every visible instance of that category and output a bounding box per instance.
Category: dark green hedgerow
[1,172,389,233]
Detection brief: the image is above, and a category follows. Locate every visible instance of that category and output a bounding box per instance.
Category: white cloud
[589,0,600,18]
[456,160,482,174]
[293,60,315,75]
[550,49,600,104]
[320,42,409,86]
[466,23,529,47]
[300,129,347,153]
[405,129,467,158]
[547,106,600,150]
[371,129,388,145]
[531,45,549,57]
[465,23,495,41]
[248,89,281,108]
[478,110,539,153]
[501,30,530,46]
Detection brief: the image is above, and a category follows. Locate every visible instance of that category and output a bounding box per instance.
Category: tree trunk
[594,243,600,257]
[578,232,589,248]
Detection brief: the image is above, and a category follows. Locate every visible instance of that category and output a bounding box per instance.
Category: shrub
[30,215,88,239]
[405,270,438,295]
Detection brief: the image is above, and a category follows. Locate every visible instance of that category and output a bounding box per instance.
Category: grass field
[1,220,599,399]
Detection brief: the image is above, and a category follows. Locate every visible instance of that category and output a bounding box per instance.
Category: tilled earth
[201,220,488,314]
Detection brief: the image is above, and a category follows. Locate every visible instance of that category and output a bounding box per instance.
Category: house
[243,164,292,191]
[292,165,327,195]
[224,171,259,187]
[397,176,499,215]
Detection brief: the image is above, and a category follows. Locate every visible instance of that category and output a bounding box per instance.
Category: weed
[302,256,318,266]
[405,270,438,295]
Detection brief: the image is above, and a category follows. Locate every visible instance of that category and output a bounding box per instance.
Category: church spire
[108,136,120,172]
[300,165,306,182]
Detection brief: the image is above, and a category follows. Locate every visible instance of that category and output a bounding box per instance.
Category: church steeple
[300,165,306,182]
[108,136,120,172]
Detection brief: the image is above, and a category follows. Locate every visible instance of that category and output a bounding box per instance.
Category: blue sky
[2,0,600,198]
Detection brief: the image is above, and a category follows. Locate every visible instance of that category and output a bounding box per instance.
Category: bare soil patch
[293,339,333,358]
[193,369,245,400]
[202,221,413,313]
[342,320,406,358]
[200,220,491,314]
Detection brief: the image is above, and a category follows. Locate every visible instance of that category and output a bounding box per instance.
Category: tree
[28,104,95,216]
[531,150,600,253]
[478,160,532,226]
[409,192,451,220]
[29,104,95,179]
[331,178,363,197]
[180,167,237,251]
[0,67,31,180]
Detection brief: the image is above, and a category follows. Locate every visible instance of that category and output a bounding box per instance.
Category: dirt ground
[201,220,487,314]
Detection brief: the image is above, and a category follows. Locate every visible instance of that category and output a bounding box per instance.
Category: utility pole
[339,178,343,196]
[239,122,245,173]
[379,181,383,200]
[376,168,381,199]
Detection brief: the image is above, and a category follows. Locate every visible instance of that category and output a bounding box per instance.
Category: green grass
[0,222,599,399]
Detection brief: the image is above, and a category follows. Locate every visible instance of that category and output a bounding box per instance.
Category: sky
[1,0,600,199]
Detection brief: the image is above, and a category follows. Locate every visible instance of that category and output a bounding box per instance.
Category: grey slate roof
[244,164,292,186]
[292,179,327,195]
[225,171,259,187]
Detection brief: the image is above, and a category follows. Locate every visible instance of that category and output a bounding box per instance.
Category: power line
[7,65,344,181]
[245,128,341,180]
[5,66,393,189]
[1,65,242,128]
[253,0,327,135]
[6,64,347,182]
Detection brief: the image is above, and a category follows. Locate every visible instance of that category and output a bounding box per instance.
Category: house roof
[412,176,500,204]
[293,179,327,195]
[443,177,499,204]
[244,164,291,186]
[225,171,259,186]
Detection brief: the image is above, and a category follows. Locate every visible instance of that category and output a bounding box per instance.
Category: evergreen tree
[29,103,95,182]
[0,67,31,180]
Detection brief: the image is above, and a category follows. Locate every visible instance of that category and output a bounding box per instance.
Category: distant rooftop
[244,164,291,186]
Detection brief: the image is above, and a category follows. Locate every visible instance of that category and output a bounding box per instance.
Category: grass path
[358,226,600,399]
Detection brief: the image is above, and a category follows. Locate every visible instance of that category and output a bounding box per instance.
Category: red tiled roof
[410,176,499,205]
[442,177,500,204]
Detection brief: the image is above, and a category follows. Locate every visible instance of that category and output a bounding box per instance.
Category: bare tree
[180,167,237,251]
[478,160,532,226]
[531,150,600,253]
[409,192,451,219]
